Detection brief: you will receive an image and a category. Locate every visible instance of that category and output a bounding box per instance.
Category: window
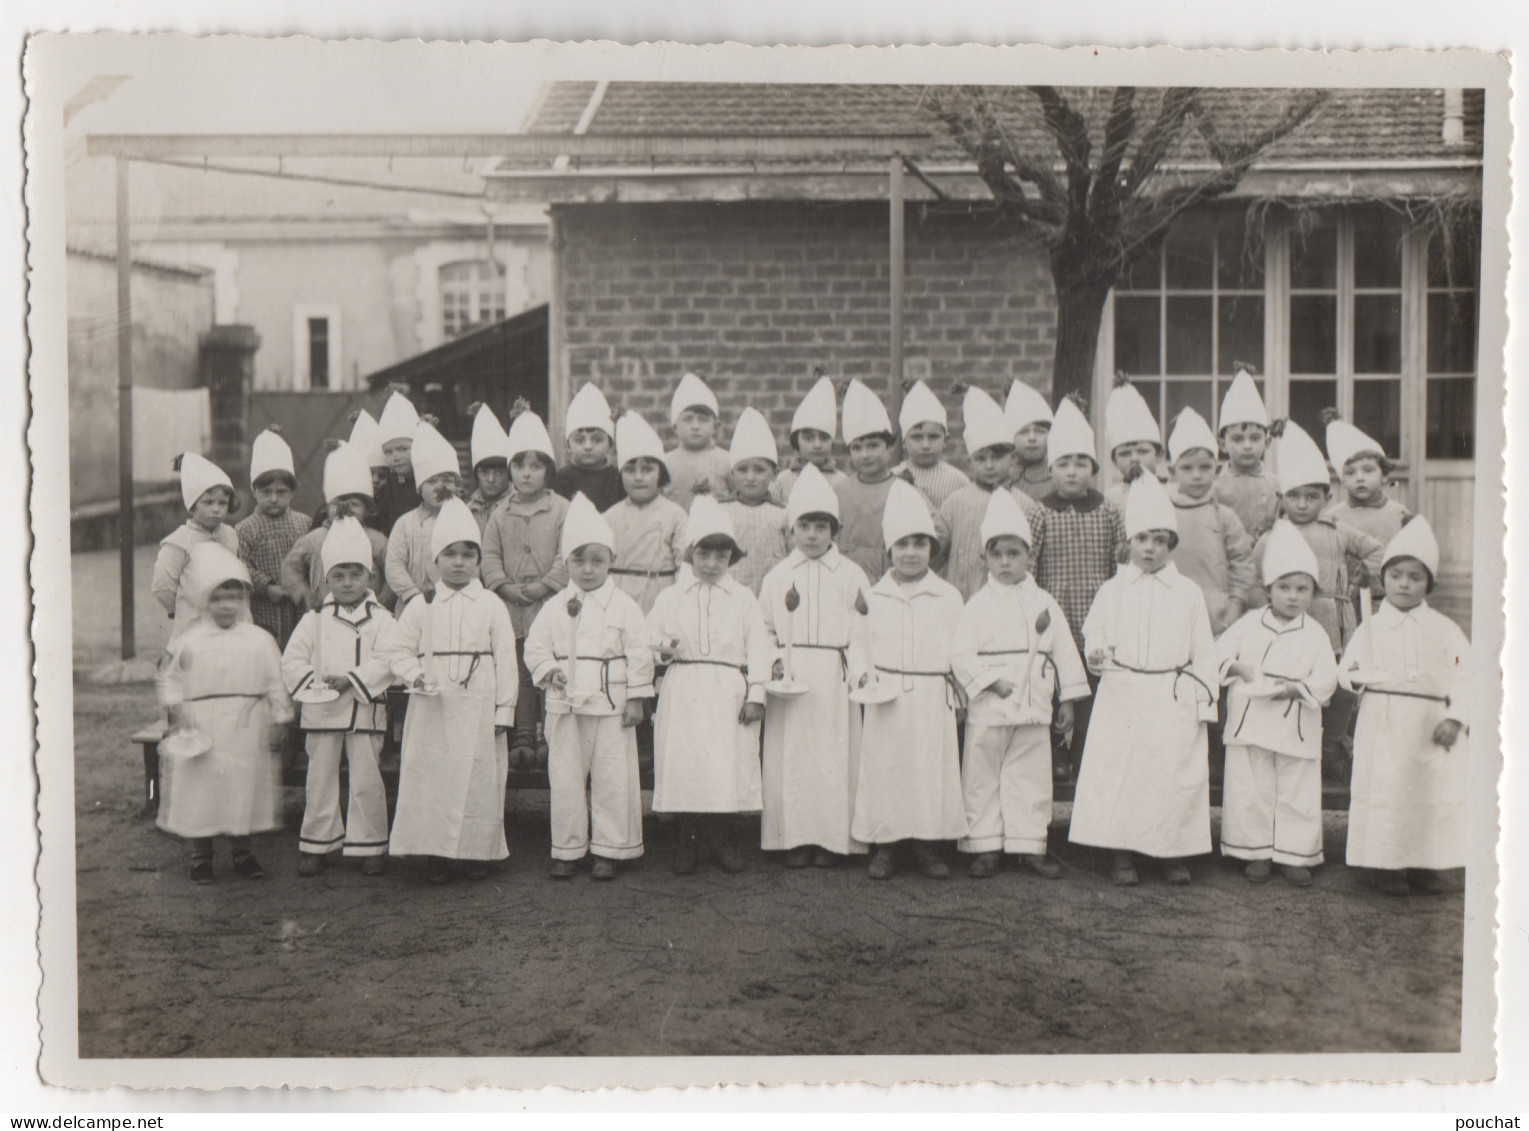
[1114,210,1265,432]
[291,305,343,392]
[307,318,330,389]
[440,260,508,338]
[1425,224,1479,460]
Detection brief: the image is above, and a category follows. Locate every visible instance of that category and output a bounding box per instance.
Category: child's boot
[811,847,842,869]
[712,820,745,874]
[913,841,950,879]
[548,857,579,879]
[361,854,387,876]
[230,839,265,880]
[1409,868,1447,895]
[426,856,453,885]
[1375,869,1410,897]
[868,844,896,880]
[967,851,1001,879]
[591,857,617,881]
[672,820,700,875]
[1281,864,1313,888]
[783,845,813,869]
[1020,853,1062,880]
[1161,858,1191,886]
[534,719,549,769]
[1110,851,1139,887]
[508,728,536,772]
[297,853,326,878]
[1243,859,1272,884]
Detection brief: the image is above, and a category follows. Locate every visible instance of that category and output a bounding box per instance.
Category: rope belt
[797,641,850,678]
[424,649,489,689]
[552,653,628,710]
[668,658,746,674]
[874,664,966,706]
[1106,659,1215,706]
[1362,687,1450,706]
[186,692,263,701]
[609,567,677,578]
[976,648,1058,685]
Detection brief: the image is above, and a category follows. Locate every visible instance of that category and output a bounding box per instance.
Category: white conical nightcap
[1105,382,1161,452]
[1260,519,1320,586]
[507,410,556,462]
[410,421,461,484]
[685,493,738,550]
[1046,399,1098,468]
[841,378,893,444]
[979,486,1035,549]
[320,516,374,576]
[785,461,840,526]
[1123,471,1179,538]
[348,409,386,467]
[1275,421,1331,494]
[560,492,615,556]
[898,380,947,434]
[962,385,1013,455]
[1219,369,1270,430]
[470,404,509,467]
[428,497,481,560]
[188,542,250,608]
[1325,418,1385,471]
[179,452,233,511]
[565,382,615,438]
[881,478,938,549]
[1167,407,1219,464]
[376,392,420,445]
[1382,515,1440,579]
[728,406,779,467]
[790,375,838,438]
[323,442,374,503]
[615,411,667,469]
[1004,379,1054,432]
[670,371,719,425]
[249,429,295,486]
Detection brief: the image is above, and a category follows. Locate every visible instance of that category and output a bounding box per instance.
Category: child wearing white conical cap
[152,452,243,649]
[605,410,689,616]
[383,421,465,610]
[722,407,791,595]
[891,380,971,510]
[237,427,313,649]
[1212,370,1282,541]
[664,372,734,512]
[771,374,848,506]
[1323,413,1413,550]
[374,391,423,536]
[279,443,393,616]
[551,383,624,513]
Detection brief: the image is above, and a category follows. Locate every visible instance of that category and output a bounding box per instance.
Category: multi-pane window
[307,317,330,389]
[1425,225,1479,460]
[1113,210,1265,432]
[441,260,508,338]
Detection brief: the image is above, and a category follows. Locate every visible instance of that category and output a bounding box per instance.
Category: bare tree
[919,86,1331,405]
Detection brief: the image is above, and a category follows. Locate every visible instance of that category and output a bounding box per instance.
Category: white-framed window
[440,260,508,338]
[1424,227,1478,460]
[291,305,343,391]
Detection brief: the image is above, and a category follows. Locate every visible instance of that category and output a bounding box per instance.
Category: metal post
[115,157,136,661]
[888,155,905,430]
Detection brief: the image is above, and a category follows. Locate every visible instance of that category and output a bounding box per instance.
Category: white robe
[1339,600,1470,870]
[381,580,518,860]
[157,621,293,838]
[757,547,872,854]
[648,573,770,813]
[280,594,396,734]
[851,570,968,844]
[1069,562,1218,858]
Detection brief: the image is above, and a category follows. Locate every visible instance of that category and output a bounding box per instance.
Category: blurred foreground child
[153,452,242,649]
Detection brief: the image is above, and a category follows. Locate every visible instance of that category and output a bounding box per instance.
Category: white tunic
[381,580,518,860]
[280,594,396,733]
[757,547,872,854]
[1215,608,1338,759]
[1069,562,1218,858]
[1339,600,1470,870]
[648,573,770,813]
[852,570,967,843]
[157,621,293,838]
[523,578,657,717]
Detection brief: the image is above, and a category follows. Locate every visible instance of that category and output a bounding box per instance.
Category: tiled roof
[505,82,1483,171]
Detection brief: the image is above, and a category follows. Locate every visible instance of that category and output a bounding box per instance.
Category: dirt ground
[65,548,1464,1059]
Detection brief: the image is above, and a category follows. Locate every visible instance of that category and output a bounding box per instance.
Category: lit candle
[783,584,801,682]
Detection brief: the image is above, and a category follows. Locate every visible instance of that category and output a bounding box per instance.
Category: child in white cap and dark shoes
[281,517,397,877]
[891,379,971,510]
[373,389,423,537]
[605,410,689,616]
[1339,517,1470,897]
[381,497,518,884]
[524,493,655,880]
[152,453,243,651]
[771,374,847,506]
[237,427,311,649]
[1102,379,1165,512]
[1216,520,1338,887]
[280,442,393,613]
[721,407,791,596]
[664,372,734,512]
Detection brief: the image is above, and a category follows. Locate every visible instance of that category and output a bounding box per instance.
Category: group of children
[148,366,1470,899]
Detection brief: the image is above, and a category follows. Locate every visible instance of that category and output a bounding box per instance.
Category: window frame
[439,258,509,339]
[290,304,344,392]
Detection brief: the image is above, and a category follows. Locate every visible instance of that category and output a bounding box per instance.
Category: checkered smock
[236,509,312,648]
[1033,489,1127,656]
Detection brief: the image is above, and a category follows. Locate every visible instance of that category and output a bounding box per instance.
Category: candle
[1018,608,1050,712]
[564,593,582,698]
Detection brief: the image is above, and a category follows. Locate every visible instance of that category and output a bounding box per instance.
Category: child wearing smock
[482,409,569,770]
[604,411,689,615]
[664,372,734,511]
[1212,370,1282,543]
[1339,517,1470,897]
[373,391,423,537]
[1324,416,1413,558]
[771,374,848,506]
[551,383,626,514]
[280,442,393,613]
[648,495,770,874]
[1069,474,1219,887]
[891,379,971,510]
[722,407,791,595]
[280,517,397,877]
[157,543,293,883]
[236,428,311,648]
[952,489,1089,880]
[1102,380,1166,512]
[758,463,873,867]
[382,498,518,884]
[524,493,656,880]
[384,421,463,609]
[938,385,1046,600]
[465,403,513,533]
[852,480,968,880]
[1005,379,1055,501]
[1216,520,1339,886]
[153,453,243,651]
[1166,407,1255,636]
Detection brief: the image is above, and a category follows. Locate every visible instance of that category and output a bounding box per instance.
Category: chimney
[1442,88,1465,146]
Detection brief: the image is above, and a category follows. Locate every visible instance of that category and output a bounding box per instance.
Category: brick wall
[557,201,1057,460]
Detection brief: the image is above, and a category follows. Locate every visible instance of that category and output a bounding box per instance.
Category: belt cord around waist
[609,567,677,578]
[797,641,850,679]
[873,664,966,709]
[1107,659,1215,706]
[424,649,489,689]
[1361,686,1450,706]
[553,653,628,710]
[976,648,1058,687]
[186,692,263,701]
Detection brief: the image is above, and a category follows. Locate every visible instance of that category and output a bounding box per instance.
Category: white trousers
[547,712,644,861]
[300,731,388,857]
[958,723,1053,855]
[1220,743,1324,866]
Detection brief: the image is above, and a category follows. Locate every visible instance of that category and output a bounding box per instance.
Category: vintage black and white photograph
[24,36,1508,1089]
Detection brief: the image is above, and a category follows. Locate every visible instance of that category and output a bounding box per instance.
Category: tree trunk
[1049,269,1114,407]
